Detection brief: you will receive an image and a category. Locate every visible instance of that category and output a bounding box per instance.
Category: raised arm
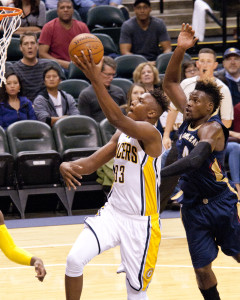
[73,53,161,154]
[163,24,198,114]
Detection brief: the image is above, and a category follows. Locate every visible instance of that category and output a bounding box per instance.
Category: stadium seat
[87,5,125,31]
[46,8,81,23]
[93,33,119,56]
[91,27,121,52]
[52,115,103,210]
[115,54,147,80]
[0,126,23,217]
[59,79,90,102]
[156,52,192,75]
[7,120,71,218]
[7,37,22,62]
[99,118,116,145]
[111,78,132,96]
[68,62,88,80]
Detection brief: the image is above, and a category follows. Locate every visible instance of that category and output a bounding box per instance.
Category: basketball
[68,33,104,65]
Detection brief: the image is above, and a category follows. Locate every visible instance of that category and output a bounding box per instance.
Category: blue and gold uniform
[176,114,240,269]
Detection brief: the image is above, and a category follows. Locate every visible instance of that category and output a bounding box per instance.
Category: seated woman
[133,62,161,91]
[9,0,46,36]
[0,71,36,130]
[33,65,80,126]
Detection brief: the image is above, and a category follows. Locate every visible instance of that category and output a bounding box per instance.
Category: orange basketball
[68,33,104,64]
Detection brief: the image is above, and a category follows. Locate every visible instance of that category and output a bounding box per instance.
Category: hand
[60,162,83,190]
[31,257,46,282]
[177,23,198,51]
[163,136,172,150]
[73,50,103,83]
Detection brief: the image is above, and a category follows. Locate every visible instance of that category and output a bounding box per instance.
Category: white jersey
[108,132,162,216]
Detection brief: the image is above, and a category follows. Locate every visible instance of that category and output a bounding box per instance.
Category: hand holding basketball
[68,33,104,65]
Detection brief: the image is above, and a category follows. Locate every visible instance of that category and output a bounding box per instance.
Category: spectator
[78,56,126,122]
[133,62,161,91]
[215,47,240,107]
[73,0,122,23]
[0,71,36,130]
[8,32,52,102]
[33,65,79,126]
[181,60,199,80]
[121,82,146,112]
[9,0,46,36]
[38,0,90,75]
[119,0,171,63]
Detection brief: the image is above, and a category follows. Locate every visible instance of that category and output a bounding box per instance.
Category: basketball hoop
[0,7,22,86]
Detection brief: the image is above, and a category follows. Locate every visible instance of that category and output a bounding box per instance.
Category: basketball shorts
[85,203,161,291]
[181,189,240,269]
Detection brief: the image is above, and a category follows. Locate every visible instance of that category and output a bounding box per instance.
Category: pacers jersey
[176,113,236,206]
[108,132,162,216]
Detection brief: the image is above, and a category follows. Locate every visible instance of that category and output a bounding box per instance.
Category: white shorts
[85,203,161,291]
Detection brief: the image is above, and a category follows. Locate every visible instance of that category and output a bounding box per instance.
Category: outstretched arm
[72,52,161,153]
[0,212,46,282]
[60,131,121,190]
[161,121,224,177]
[163,24,198,114]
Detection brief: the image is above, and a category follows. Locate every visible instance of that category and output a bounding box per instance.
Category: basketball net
[0,7,22,86]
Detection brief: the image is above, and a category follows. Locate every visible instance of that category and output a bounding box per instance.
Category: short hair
[101,56,117,71]
[0,71,22,103]
[149,87,169,113]
[198,48,217,61]
[133,62,160,86]
[195,79,223,113]
[43,65,62,79]
[181,60,197,80]
[57,0,73,8]
[20,32,38,45]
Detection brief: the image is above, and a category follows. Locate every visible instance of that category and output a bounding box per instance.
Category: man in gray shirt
[8,32,51,102]
[119,0,171,63]
[78,56,126,122]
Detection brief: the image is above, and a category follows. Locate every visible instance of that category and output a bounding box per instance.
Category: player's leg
[233,252,240,262]
[194,263,220,300]
[65,227,99,300]
[125,278,149,300]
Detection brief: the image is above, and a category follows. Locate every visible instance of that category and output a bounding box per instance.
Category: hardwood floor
[0,218,239,299]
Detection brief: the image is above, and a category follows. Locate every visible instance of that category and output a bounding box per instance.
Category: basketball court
[0,213,239,299]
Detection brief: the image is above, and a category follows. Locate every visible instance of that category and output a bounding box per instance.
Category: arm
[219,84,233,129]
[162,121,224,177]
[163,24,198,114]
[160,40,172,53]
[39,45,70,70]
[119,22,132,55]
[60,130,120,189]
[0,211,46,281]
[120,43,132,55]
[73,53,161,156]
[162,107,178,149]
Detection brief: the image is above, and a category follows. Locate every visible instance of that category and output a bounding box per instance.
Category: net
[0,7,22,86]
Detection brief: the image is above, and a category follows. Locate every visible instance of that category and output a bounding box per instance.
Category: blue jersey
[176,113,236,206]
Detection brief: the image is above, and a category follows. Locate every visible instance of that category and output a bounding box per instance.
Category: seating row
[6,34,192,80]
[0,116,116,218]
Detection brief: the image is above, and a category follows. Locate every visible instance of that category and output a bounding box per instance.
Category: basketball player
[0,211,46,282]
[162,24,240,300]
[60,53,169,299]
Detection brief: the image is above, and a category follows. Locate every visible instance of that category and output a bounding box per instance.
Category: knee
[194,267,211,283]
[65,251,85,277]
